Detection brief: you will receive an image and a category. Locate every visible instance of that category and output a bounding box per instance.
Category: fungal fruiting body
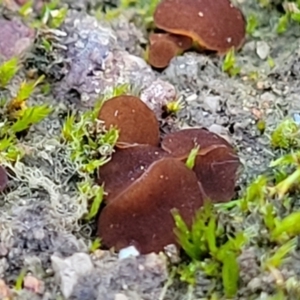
[96,95,241,254]
[98,157,204,254]
[98,95,160,148]
[153,0,246,54]
[162,128,240,202]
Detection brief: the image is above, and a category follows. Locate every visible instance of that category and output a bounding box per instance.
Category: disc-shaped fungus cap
[148,38,178,69]
[98,95,160,147]
[98,145,168,203]
[97,157,204,254]
[148,33,193,68]
[153,0,246,53]
[161,128,240,202]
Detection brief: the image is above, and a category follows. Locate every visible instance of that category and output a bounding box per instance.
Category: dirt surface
[1,0,300,299]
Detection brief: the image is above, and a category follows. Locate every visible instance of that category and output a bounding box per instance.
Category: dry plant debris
[0,165,8,192]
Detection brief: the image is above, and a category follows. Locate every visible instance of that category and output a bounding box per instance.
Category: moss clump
[271,118,300,149]
[0,58,52,163]
[173,203,245,298]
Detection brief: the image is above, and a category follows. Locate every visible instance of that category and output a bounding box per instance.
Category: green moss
[95,0,161,29]
[185,145,199,169]
[222,48,241,77]
[271,118,300,149]
[0,72,52,163]
[172,202,246,298]
[0,58,19,88]
[246,14,259,35]
[89,237,102,253]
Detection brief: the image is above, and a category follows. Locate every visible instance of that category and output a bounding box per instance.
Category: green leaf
[271,211,300,240]
[186,145,199,169]
[99,127,119,146]
[267,56,275,68]
[62,114,76,142]
[264,238,297,269]
[241,175,267,210]
[222,251,239,298]
[4,144,24,161]
[205,215,218,255]
[15,75,45,102]
[41,38,53,52]
[177,262,199,285]
[14,268,26,290]
[201,260,220,277]
[270,167,300,199]
[83,157,111,173]
[11,104,52,133]
[271,118,300,149]
[277,13,290,34]
[172,208,200,260]
[263,203,276,231]
[89,238,102,252]
[0,58,19,88]
[222,48,241,77]
[85,184,104,220]
[291,12,300,23]
[246,14,258,35]
[0,136,14,152]
[49,7,68,28]
[270,152,300,168]
[18,0,34,17]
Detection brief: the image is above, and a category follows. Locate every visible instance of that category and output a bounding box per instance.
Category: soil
[0,0,300,299]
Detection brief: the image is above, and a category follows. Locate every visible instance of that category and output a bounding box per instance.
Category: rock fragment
[51,252,94,299]
[0,18,35,60]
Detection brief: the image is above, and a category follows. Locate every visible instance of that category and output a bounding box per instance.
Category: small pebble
[118,246,140,260]
[204,96,220,113]
[256,41,270,60]
[114,294,129,300]
[51,252,94,298]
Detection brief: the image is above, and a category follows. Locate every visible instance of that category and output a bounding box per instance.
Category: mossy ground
[1,0,300,299]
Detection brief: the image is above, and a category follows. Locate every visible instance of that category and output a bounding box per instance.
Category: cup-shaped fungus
[98,95,160,148]
[161,128,240,202]
[148,33,193,69]
[98,145,169,203]
[97,157,204,254]
[148,38,178,69]
[153,0,246,54]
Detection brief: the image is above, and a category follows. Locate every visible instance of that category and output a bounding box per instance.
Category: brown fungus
[98,95,160,148]
[98,145,169,203]
[153,0,246,54]
[97,157,204,254]
[161,128,240,202]
[147,33,193,68]
[148,38,178,69]
[149,33,193,52]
